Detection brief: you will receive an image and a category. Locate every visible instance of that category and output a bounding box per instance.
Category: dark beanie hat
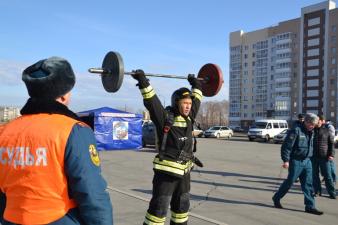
[22,57,75,99]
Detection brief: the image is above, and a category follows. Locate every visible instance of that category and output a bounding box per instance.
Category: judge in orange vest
[0,57,113,224]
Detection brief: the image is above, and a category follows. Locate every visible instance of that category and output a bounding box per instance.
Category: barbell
[88,51,223,97]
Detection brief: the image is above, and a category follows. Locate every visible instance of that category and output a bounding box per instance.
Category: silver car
[273,129,288,144]
[204,126,233,139]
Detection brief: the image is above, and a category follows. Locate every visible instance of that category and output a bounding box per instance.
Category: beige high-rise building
[229,0,338,128]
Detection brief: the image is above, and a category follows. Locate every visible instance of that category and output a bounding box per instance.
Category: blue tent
[78,107,142,150]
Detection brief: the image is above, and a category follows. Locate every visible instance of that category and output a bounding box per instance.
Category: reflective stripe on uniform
[144,212,165,225]
[140,86,155,99]
[153,157,193,175]
[173,116,190,127]
[171,211,188,223]
[192,88,202,101]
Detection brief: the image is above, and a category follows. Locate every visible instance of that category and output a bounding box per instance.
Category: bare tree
[196,100,229,130]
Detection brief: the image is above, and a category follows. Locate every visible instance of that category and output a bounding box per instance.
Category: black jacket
[313,126,335,158]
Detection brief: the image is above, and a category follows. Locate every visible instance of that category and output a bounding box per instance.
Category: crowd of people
[273,113,336,216]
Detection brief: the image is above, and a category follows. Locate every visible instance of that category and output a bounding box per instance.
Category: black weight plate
[101,51,124,92]
[197,63,223,97]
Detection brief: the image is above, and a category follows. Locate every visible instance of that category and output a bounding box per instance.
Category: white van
[247,119,288,142]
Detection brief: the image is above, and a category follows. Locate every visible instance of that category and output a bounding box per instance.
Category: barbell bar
[88,51,223,97]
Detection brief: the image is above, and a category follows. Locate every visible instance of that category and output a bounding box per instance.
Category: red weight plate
[101,51,124,92]
[197,63,223,97]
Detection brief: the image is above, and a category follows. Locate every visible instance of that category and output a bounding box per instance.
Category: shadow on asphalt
[131,188,304,213]
[239,179,303,192]
[191,169,282,181]
[190,179,302,195]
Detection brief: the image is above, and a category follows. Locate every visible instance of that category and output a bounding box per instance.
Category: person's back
[0,57,113,224]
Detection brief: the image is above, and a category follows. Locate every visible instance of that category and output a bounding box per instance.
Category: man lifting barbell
[88,51,223,224]
[131,69,203,225]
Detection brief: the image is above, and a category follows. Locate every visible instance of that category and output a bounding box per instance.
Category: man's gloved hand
[132,69,149,87]
[132,69,146,81]
[187,74,201,89]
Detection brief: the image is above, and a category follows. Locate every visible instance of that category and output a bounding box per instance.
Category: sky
[0,0,325,113]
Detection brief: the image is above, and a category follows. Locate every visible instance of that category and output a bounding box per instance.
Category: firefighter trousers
[143,171,190,225]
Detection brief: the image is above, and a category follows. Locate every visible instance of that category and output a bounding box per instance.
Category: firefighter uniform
[134,71,202,225]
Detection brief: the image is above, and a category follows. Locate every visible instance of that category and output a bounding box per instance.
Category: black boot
[272,197,283,209]
[305,208,323,215]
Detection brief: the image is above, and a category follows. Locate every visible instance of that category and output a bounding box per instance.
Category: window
[332,36,337,44]
[273,123,279,128]
[307,59,319,67]
[332,68,336,76]
[307,79,319,87]
[307,38,320,47]
[331,90,335,96]
[332,47,336,54]
[307,100,319,107]
[308,17,320,26]
[307,48,319,57]
[333,25,337,33]
[331,112,335,117]
[332,57,336,65]
[307,90,319,97]
[307,110,318,115]
[308,28,320,36]
[307,69,319,77]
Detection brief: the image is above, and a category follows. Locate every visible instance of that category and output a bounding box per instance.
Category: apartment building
[229,0,338,128]
[0,106,20,122]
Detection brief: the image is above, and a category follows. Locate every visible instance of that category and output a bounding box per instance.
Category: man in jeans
[272,113,323,215]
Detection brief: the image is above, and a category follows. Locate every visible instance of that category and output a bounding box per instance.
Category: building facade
[229,0,338,128]
[0,107,20,122]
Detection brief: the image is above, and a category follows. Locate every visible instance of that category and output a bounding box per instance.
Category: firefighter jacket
[0,98,113,225]
[138,80,202,177]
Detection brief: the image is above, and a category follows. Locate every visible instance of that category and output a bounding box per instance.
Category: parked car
[204,126,233,138]
[233,126,245,132]
[334,130,338,148]
[142,122,156,147]
[273,129,288,144]
[192,123,204,137]
[247,119,288,142]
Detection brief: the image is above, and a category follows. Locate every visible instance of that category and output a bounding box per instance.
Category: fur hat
[22,57,75,99]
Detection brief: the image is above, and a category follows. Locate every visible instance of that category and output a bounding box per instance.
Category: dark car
[233,126,244,132]
[142,122,156,147]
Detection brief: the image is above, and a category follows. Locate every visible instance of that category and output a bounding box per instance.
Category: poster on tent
[113,121,129,140]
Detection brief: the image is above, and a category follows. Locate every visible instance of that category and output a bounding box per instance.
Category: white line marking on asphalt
[107,186,229,225]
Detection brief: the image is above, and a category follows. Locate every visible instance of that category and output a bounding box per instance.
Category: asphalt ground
[100,135,338,225]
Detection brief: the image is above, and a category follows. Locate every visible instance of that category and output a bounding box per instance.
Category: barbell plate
[101,51,124,93]
[197,63,223,97]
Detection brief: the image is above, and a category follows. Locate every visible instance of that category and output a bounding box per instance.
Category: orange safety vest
[0,114,82,224]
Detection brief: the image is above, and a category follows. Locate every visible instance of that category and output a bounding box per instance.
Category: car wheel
[216,133,220,139]
[228,134,232,139]
[249,138,254,141]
